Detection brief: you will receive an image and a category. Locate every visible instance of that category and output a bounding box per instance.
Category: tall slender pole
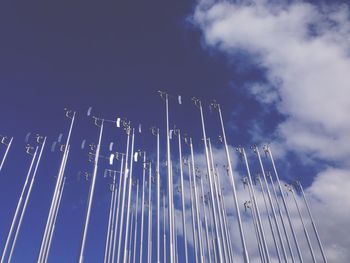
[176,130,188,263]
[244,201,264,263]
[0,137,13,173]
[265,146,303,263]
[212,102,249,263]
[39,111,75,263]
[200,176,212,263]
[104,171,117,263]
[123,128,136,263]
[111,154,125,263]
[132,180,140,263]
[239,148,271,263]
[253,146,288,263]
[163,193,167,263]
[128,207,135,263]
[43,146,70,263]
[44,176,66,263]
[267,172,295,262]
[288,185,316,263]
[0,146,38,263]
[298,181,327,263]
[256,175,281,262]
[8,137,47,262]
[208,139,229,263]
[116,126,131,263]
[193,98,223,263]
[189,138,205,263]
[139,152,147,263]
[78,119,104,263]
[147,162,152,263]
[155,128,160,263]
[188,159,198,263]
[163,92,175,263]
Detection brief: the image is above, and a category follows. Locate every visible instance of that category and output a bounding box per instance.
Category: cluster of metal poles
[0,93,327,263]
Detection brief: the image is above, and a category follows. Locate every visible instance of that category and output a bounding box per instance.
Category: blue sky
[0,0,349,262]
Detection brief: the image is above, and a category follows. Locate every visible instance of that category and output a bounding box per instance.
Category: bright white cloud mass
[191,0,350,262]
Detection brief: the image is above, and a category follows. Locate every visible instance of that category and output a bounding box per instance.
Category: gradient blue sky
[1,0,349,262]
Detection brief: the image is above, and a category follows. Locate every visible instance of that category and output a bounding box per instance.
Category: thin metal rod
[0,146,38,263]
[132,181,140,263]
[177,131,188,263]
[107,170,118,263]
[8,137,47,263]
[104,172,117,263]
[128,207,135,263]
[257,175,282,262]
[208,139,229,263]
[200,176,212,263]
[254,146,288,263]
[123,128,136,263]
[189,138,205,263]
[214,103,249,263]
[267,172,295,263]
[39,112,75,263]
[78,121,104,263]
[265,146,303,263]
[188,159,198,263]
[0,137,13,173]
[44,176,67,263]
[111,154,125,263]
[43,146,70,263]
[156,129,161,263]
[164,94,175,263]
[289,186,316,263]
[196,100,223,263]
[163,193,167,263]
[246,201,264,263]
[240,148,271,262]
[116,128,131,263]
[298,181,327,263]
[147,163,152,263]
[139,153,147,263]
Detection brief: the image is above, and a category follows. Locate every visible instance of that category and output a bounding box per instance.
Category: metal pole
[8,137,47,262]
[207,139,229,263]
[43,146,70,263]
[212,102,249,263]
[38,110,75,263]
[239,148,271,263]
[0,137,13,173]
[128,207,135,263]
[188,159,198,263]
[175,130,188,263]
[132,180,140,263]
[78,119,104,263]
[298,181,327,263]
[116,126,131,263]
[44,176,67,263]
[256,175,282,262]
[107,169,118,263]
[288,185,316,263]
[163,193,167,263]
[163,92,175,263]
[147,162,152,263]
[111,154,125,263]
[267,172,295,263]
[189,138,205,263]
[253,146,288,263]
[139,153,147,263]
[123,128,136,263]
[0,146,38,263]
[245,201,264,263]
[156,129,161,263]
[193,98,223,263]
[265,146,303,263]
[104,171,117,263]
[200,176,212,263]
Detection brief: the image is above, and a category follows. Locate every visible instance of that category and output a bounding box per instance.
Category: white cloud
[191,0,350,262]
